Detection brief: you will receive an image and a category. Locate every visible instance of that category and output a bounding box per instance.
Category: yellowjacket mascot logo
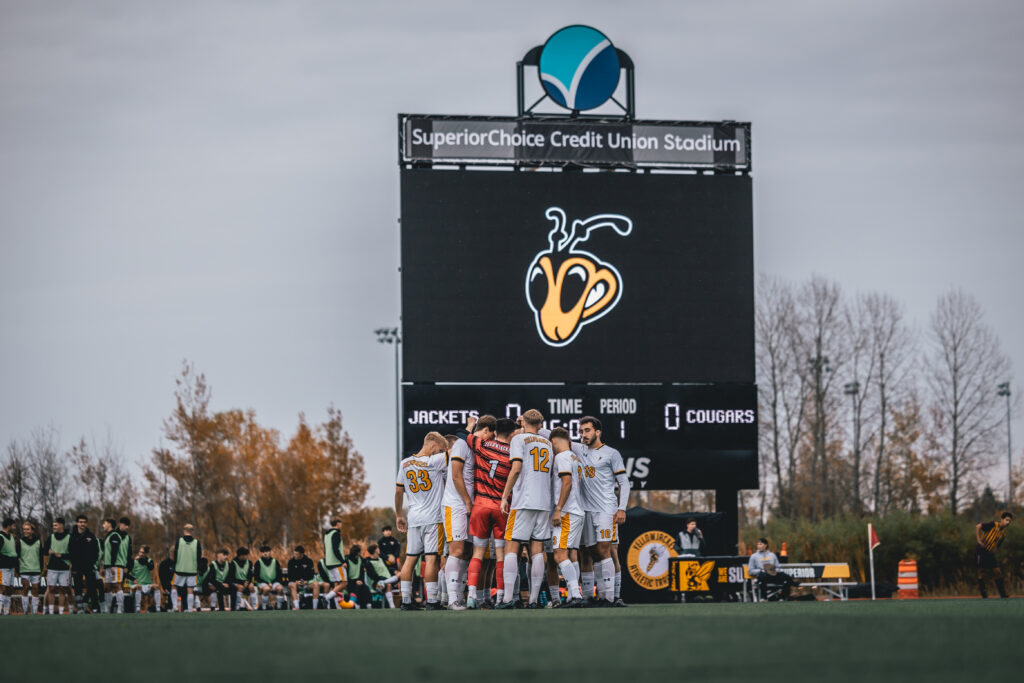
[525,207,633,347]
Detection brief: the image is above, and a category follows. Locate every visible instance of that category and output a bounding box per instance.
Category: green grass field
[1,600,1020,682]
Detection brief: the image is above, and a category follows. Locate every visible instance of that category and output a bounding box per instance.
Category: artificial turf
[1,600,1020,682]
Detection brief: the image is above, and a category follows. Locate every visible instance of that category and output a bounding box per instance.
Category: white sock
[384,591,395,608]
[171,589,179,611]
[529,554,545,605]
[468,585,478,600]
[459,561,469,596]
[426,581,439,604]
[400,580,412,604]
[581,571,595,599]
[154,590,161,611]
[49,603,55,614]
[615,570,622,600]
[135,590,142,611]
[187,594,195,611]
[250,590,259,608]
[597,558,615,601]
[31,596,40,613]
[58,605,64,614]
[438,570,448,603]
[104,593,114,612]
[446,557,462,604]
[115,591,124,612]
[559,559,581,600]
[260,594,268,609]
[293,599,299,609]
[502,553,518,603]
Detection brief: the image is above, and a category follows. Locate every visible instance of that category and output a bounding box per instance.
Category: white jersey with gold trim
[396,453,446,527]
[551,449,585,517]
[442,438,474,509]
[508,432,554,511]
[576,444,627,515]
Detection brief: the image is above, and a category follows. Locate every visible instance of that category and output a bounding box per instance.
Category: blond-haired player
[498,409,553,609]
[549,427,586,607]
[395,431,448,610]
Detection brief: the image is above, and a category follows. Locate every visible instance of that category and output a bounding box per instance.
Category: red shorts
[469,502,507,540]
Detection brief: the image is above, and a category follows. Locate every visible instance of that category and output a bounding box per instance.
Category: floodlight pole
[998,383,1011,505]
[376,328,403,469]
[844,381,861,508]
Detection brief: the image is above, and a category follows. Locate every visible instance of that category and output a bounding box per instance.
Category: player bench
[744,562,855,601]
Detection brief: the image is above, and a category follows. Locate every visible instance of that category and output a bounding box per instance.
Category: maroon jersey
[465,433,512,506]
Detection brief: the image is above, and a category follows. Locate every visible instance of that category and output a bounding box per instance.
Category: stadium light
[844,382,861,506]
[376,327,403,468]
[997,382,1011,506]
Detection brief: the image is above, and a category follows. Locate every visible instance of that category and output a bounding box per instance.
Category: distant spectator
[748,538,796,601]
[678,519,706,557]
[378,526,401,572]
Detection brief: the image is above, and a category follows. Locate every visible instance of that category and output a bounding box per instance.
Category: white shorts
[582,511,616,547]
[551,512,585,550]
[443,505,469,543]
[104,567,125,584]
[136,584,156,595]
[47,570,71,587]
[325,566,345,583]
[407,523,444,556]
[505,509,550,542]
[1,568,16,587]
[257,581,283,591]
[172,575,197,588]
[20,573,40,585]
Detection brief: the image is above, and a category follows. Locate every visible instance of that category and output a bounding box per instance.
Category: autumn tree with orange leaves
[143,362,367,552]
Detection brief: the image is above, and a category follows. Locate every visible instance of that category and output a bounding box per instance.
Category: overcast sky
[1,0,1022,508]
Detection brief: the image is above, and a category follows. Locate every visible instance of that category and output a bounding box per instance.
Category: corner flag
[868,523,880,600]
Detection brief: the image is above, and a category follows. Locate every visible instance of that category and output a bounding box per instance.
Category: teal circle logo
[539,26,620,111]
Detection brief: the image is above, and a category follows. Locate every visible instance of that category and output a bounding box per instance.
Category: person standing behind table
[678,519,706,558]
[975,511,1014,599]
[69,515,100,613]
[378,526,401,575]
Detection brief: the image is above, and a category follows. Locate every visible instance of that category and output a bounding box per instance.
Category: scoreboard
[403,384,757,490]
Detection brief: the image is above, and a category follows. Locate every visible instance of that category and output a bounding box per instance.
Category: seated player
[364,543,399,608]
[499,410,555,609]
[310,556,337,609]
[44,517,74,614]
[255,546,285,610]
[287,545,315,610]
[231,547,256,611]
[157,550,174,612]
[549,427,585,607]
[205,549,233,611]
[130,545,160,613]
[395,432,449,610]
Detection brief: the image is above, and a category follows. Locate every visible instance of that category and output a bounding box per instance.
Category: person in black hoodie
[286,545,315,610]
[68,514,100,613]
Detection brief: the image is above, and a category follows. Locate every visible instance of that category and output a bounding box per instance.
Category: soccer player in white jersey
[395,431,449,610]
[443,415,495,610]
[542,416,629,606]
[498,409,553,609]
[548,427,586,607]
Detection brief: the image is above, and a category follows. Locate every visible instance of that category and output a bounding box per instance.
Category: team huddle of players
[395,409,630,610]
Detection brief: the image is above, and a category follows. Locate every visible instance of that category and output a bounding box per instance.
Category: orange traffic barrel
[897,559,919,598]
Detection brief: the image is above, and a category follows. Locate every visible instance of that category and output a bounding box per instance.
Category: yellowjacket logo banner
[627,530,678,590]
[525,207,633,347]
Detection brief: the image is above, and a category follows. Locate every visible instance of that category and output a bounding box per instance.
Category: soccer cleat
[526,602,542,609]
[479,599,494,610]
[493,600,517,610]
[613,598,629,608]
[424,602,444,611]
[563,598,585,608]
[449,600,468,611]
[400,601,423,611]
[592,598,615,608]
[465,597,479,610]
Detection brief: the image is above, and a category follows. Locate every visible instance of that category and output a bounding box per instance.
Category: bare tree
[843,296,879,513]
[860,293,916,514]
[70,430,134,520]
[29,425,69,525]
[927,289,1011,514]
[790,276,848,518]
[1,439,36,521]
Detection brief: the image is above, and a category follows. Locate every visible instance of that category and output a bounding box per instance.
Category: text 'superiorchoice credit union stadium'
[397,25,755,568]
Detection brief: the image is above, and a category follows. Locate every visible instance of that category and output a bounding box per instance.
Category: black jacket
[69,527,99,569]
